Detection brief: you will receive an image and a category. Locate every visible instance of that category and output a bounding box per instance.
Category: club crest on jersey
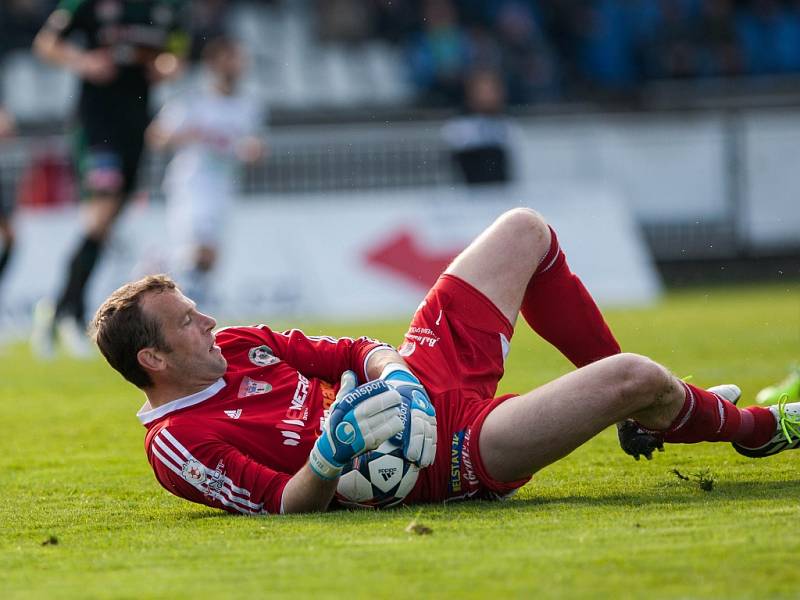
[181,459,207,484]
[249,345,280,367]
[238,376,273,398]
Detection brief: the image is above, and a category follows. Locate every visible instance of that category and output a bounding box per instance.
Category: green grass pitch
[1,284,798,599]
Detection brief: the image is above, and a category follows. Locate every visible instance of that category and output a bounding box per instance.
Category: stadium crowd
[343,0,800,105]
[4,0,800,107]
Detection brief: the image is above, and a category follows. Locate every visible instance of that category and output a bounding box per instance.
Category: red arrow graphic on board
[364,229,460,290]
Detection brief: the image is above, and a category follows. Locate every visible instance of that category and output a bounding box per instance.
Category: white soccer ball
[336,440,419,509]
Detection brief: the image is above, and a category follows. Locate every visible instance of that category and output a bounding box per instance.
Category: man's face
[212,46,245,82]
[140,289,227,386]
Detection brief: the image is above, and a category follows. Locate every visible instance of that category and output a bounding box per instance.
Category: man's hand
[0,108,15,139]
[235,136,266,163]
[308,372,403,480]
[147,51,182,83]
[617,419,664,461]
[379,363,437,468]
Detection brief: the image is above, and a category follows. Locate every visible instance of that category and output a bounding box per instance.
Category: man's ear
[137,347,166,375]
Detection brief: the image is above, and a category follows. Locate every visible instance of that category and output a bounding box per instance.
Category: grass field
[2,283,798,599]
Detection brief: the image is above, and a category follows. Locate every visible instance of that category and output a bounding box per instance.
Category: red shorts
[402,274,531,503]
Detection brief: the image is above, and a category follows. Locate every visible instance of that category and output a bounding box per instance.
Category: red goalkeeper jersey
[138,325,389,515]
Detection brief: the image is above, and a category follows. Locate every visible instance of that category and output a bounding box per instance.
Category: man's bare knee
[443,207,554,323]
[496,208,550,259]
[499,208,549,243]
[606,353,674,414]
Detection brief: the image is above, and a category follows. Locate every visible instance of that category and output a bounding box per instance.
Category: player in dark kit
[91,209,800,515]
[0,106,17,289]
[31,0,188,358]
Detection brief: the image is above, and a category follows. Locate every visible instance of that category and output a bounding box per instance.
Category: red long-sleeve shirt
[139,325,389,515]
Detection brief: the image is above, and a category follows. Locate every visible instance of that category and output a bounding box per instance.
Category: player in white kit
[147,36,265,307]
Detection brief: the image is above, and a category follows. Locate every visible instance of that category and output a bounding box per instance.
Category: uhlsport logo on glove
[411,389,431,411]
[335,422,357,444]
[341,380,390,406]
[389,395,410,446]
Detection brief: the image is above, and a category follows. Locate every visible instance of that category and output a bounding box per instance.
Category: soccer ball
[336,440,419,509]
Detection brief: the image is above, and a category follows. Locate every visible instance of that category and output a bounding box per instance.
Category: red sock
[662,383,776,446]
[521,226,621,368]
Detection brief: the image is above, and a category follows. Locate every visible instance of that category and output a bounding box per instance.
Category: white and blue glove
[309,371,403,480]
[379,363,437,468]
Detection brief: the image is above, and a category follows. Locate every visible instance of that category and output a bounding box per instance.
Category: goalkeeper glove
[379,363,437,468]
[309,371,403,480]
[617,419,664,461]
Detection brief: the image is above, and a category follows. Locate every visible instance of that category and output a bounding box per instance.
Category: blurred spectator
[408,0,472,105]
[442,68,513,185]
[698,0,744,76]
[467,24,503,69]
[491,1,561,103]
[641,0,702,79]
[736,0,800,74]
[571,0,640,91]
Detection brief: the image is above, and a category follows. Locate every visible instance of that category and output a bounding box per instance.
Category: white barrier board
[0,184,661,337]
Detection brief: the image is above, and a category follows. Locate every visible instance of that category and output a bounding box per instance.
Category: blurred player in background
[0,106,17,292]
[30,0,189,358]
[147,36,265,309]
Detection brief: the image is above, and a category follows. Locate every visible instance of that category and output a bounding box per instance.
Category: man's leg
[444,208,547,324]
[520,226,621,367]
[43,195,122,358]
[32,133,135,359]
[445,208,620,367]
[57,123,145,325]
[179,245,217,309]
[478,353,778,481]
[0,217,14,284]
[54,195,121,323]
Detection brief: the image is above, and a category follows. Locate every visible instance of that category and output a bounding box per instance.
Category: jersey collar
[137,378,226,425]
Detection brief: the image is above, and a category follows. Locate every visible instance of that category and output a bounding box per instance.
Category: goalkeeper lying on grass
[90,208,800,515]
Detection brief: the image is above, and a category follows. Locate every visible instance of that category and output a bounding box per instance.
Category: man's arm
[237,325,394,386]
[364,347,412,381]
[145,101,203,152]
[280,463,338,513]
[150,425,344,515]
[33,3,186,84]
[33,7,117,84]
